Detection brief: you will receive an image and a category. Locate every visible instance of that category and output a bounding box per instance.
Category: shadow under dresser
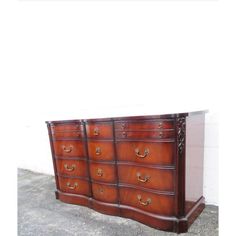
[46,111,206,233]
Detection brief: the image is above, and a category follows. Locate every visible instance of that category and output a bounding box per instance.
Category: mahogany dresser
[46,111,206,233]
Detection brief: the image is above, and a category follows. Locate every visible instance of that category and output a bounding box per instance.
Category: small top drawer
[51,123,83,132]
[86,122,113,139]
[115,120,174,131]
[116,130,175,140]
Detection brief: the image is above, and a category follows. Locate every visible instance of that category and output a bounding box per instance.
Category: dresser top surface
[46,110,207,124]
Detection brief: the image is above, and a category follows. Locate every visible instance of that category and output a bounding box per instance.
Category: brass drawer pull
[137,194,151,206]
[66,182,78,190]
[94,127,99,136]
[97,168,103,177]
[135,148,149,158]
[136,172,150,183]
[62,145,73,153]
[158,132,163,138]
[121,123,127,129]
[95,147,101,155]
[158,122,163,129]
[64,164,76,172]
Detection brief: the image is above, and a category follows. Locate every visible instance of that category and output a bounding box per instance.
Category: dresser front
[46,113,205,233]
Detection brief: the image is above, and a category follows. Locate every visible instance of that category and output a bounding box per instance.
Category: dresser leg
[55,191,59,199]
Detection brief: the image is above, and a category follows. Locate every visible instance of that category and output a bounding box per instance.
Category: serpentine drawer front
[46,111,206,233]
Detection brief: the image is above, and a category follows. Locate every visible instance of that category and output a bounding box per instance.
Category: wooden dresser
[46,111,206,233]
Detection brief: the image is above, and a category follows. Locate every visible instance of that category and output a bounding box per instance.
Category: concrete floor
[18,169,218,236]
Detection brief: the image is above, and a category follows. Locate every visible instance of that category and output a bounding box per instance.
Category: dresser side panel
[185,114,205,214]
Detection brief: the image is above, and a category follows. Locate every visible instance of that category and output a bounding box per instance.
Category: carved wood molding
[177,117,186,157]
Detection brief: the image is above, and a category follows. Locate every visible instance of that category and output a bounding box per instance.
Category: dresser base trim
[55,191,205,233]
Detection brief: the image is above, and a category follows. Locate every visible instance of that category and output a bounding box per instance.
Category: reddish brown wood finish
[52,130,83,139]
[116,141,175,165]
[116,130,175,139]
[53,140,86,157]
[51,123,83,132]
[86,122,113,139]
[55,159,88,177]
[87,141,115,161]
[46,111,206,233]
[58,177,90,196]
[92,183,118,203]
[115,120,174,130]
[118,165,175,192]
[89,162,116,183]
[119,187,175,216]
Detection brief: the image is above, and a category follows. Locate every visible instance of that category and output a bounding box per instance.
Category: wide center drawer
[118,165,174,192]
[116,141,175,165]
[55,159,88,177]
[53,140,86,158]
[119,187,174,216]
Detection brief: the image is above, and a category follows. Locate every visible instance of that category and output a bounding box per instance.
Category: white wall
[3,0,236,208]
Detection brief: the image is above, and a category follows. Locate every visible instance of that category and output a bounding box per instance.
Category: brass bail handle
[137,195,151,206]
[136,172,150,183]
[64,164,76,171]
[135,148,149,158]
[62,145,73,153]
[94,127,99,136]
[95,147,101,155]
[66,182,78,190]
[97,168,103,177]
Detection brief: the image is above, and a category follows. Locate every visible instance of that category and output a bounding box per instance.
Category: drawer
[119,187,174,216]
[51,123,83,132]
[118,165,174,192]
[55,159,88,177]
[116,141,175,165]
[90,163,116,183]
[86,122,113,139]
[116,130,175,139]
[52,130,83,139]
[92,183,118,203]
[87,141,115,161]
[115,120,174,130]
[58,177,90,195]
[53,140,86,158]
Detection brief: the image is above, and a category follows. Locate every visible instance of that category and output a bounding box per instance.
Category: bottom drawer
[119,187,174,216]
[58,177,90,196]
[92,183,118,203]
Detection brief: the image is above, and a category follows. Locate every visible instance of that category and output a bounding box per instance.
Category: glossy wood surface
[92,183,118,203]
[89,162,116,183]
[116,130,175,139]
[55,159,88,177]
[46,111,206,233]
[52,130,83,139]
[87,141,115,161]
[58,177,90,195]
[86,122,113,139]
[118,164,175,192]
[53,140,86,157]
[114,120,174,130]
[119,187,175,216]
[116,141,175,165]
[51,123,83,132]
